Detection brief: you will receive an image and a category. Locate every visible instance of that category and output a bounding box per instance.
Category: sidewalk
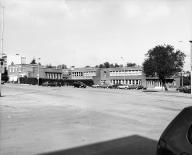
[144,87,192,98]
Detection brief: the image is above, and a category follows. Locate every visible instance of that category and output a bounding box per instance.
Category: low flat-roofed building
[70,67,97,80]
[8,63,180,88]
[8,64,63,82]
[43,68,62,80]
[108,66,143,85]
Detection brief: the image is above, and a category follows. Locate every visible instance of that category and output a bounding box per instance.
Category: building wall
[70,67,97,80]
[8,64,179,88]
[8,64,36,82]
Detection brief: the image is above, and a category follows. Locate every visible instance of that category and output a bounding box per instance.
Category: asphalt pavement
[0,84,191,155]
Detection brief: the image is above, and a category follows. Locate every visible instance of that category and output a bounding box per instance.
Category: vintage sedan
[73,81,86,88]
[157,106,192,155]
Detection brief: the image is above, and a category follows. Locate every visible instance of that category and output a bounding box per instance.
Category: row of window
[111,79,141,85]
[46,73,62,79]
[72,72,83,77]
[110,70,142,73]
[110,70,142,76]
[9,67,21,73]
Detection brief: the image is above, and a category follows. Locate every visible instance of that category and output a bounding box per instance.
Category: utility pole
[0,6,5,97]
[37,58,40,85]
[190,41,192,95]
[120,57,126,85]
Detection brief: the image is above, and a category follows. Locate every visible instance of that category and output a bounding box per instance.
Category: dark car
[48,82,58,87]
[100,84,109,88]
[42,81,49,86]
[136,85,146,90]
[177,86,191,94]
[108,84,120,89]
[157,106,192,155]
[73,81,86,88]
[42,81,59,87]
[183,86,191,94]
[127,85,137,89]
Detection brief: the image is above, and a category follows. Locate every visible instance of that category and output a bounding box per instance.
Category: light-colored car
[91,84,100,88]
[117,85,129,89]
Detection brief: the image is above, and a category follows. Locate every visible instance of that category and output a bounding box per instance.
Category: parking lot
[0,84,192,155]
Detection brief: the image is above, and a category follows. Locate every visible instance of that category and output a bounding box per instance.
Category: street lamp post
[120,57,126,85]
[37,58,40,86]
[0,6,5,97]
[16,54,22,84]
[181,71,184,87]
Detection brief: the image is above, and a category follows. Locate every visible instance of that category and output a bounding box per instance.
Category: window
[188,125,192,144]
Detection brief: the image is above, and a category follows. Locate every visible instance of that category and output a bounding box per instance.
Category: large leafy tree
[95,62,121,68]
[57,64,67,69]
[126,62,137,67]
[143,44,185,91]
[30,58,37,64]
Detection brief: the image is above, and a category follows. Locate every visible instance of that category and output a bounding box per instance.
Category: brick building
[8,64,180,88]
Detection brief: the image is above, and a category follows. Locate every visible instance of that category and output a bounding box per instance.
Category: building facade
[8,64,180,88]
[8,64,63,82]
[67,66,145,86]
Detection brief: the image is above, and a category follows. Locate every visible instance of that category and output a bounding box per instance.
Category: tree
[114,63,120,68]
[126,62,137,67]
[46,64,53,68]
[103,62,110,68]
[99,64,104,68]
[57,64,67,69]
[30,58,37,64]
[143,44,185,91]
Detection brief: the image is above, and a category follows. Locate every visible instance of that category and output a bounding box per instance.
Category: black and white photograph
[0,0,192,155]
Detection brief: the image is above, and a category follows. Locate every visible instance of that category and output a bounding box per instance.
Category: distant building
[8,63,180,88]
[8,64,39,82]
[8,64,63,82]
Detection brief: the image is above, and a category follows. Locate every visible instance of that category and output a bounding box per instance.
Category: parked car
[177,86,191,94]
[136,85,146,90]
[108,84,120,89]
[100,84,109,88]
[48,82,58,87]
[183,86,191,94]
[73,81,86,88]
[127,85,137,89]
[157,106,192,155]
[117,85,129,89]
[91,84,100,88]
[42,81,49,86]
[177,86,185,92]
[41,81,60,87]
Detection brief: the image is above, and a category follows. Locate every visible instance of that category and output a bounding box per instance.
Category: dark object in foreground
[73,81,86,88]
[38,135,157,155]
[157,106,192,155]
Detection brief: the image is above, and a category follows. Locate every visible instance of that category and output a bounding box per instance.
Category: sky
[1,0,192,70]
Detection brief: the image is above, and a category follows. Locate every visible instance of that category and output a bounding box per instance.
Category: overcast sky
[1,0,192,70]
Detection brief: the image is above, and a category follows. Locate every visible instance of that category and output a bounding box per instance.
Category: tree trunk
[162,80,168,91]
